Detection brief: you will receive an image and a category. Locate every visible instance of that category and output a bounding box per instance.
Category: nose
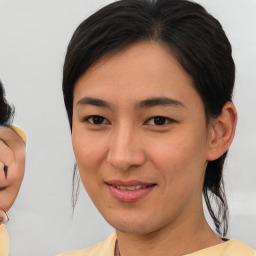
[107,125,146,171]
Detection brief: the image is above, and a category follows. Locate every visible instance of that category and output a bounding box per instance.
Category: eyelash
[83,115,175,126]
[84,115,109,125]
[145,116,175,126]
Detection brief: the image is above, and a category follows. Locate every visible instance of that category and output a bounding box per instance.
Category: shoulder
[190,239,256,256]
[225,240,256,256]
[0,224,9,255]
[57,232,116,256]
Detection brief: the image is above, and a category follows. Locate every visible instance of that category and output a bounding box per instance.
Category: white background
[0,0,255,255]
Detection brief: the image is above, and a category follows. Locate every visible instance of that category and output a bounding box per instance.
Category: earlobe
[206,101,237,161]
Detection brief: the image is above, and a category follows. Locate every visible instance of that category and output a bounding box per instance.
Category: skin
[0,126,26,217]
[72,41,237,256]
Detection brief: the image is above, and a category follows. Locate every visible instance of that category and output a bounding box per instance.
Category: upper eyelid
[145,116,176,123]
[84,115,110,124]
[82,115,104,120]
[81,115,176,125]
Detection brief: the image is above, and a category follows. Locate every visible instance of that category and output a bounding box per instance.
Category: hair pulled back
[62,0,235,237]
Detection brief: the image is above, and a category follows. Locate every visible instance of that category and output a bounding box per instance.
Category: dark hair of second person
[0,80,14,126]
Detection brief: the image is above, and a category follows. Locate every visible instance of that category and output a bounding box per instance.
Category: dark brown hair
[0,80,14,126]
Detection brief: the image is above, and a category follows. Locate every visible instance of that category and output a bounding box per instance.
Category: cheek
[72,129,109,191]
[147,128,208,184]
[146,134,207,218]
[73,130,102,165]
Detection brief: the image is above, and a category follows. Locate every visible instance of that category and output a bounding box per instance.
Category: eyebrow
[76,96,185,109]
[76,97,111,108]
[138,97,185,108]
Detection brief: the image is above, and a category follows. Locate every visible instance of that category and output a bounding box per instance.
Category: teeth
[115,185,147,191]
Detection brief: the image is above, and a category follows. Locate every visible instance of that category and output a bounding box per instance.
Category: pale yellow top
[9,125,27,144]
[58,232,256,256]
[0,225,9,256]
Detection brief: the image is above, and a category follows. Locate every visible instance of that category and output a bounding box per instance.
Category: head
[0,81,26,215]
[63,0,236,237]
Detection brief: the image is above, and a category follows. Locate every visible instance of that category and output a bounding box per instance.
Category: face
[72,41,212,235]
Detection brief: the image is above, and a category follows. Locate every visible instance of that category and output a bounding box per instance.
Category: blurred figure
[0,80,26,255]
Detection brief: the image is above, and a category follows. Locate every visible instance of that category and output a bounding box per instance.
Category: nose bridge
[107,121,145,171]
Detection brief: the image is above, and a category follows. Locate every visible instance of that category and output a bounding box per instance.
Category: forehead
[73,41,201,108]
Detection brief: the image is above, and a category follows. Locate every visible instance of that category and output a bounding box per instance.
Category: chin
[104,214,166,235]
[114,224,156,235]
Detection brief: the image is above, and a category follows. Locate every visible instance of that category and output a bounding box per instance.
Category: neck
[116,214,223,256]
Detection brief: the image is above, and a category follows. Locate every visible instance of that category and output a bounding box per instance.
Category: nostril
[107,133,146,171]
[107,149,145,171]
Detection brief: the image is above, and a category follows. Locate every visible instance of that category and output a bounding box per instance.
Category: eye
[146,116,174,126]
[85,115,109,125]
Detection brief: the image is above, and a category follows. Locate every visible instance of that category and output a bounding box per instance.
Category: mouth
[105,180,156,202]
[112,185,149,191]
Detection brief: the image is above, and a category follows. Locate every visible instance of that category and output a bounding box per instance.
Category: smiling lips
[106,181,156,202]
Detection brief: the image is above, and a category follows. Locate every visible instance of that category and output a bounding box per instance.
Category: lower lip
[107,184,155,202]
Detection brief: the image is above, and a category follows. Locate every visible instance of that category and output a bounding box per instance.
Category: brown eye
[146,116,174,126]
[153,116,167,125]
[86,115,108,125]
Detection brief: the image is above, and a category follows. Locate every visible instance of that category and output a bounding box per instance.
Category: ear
[206,101,237,161]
